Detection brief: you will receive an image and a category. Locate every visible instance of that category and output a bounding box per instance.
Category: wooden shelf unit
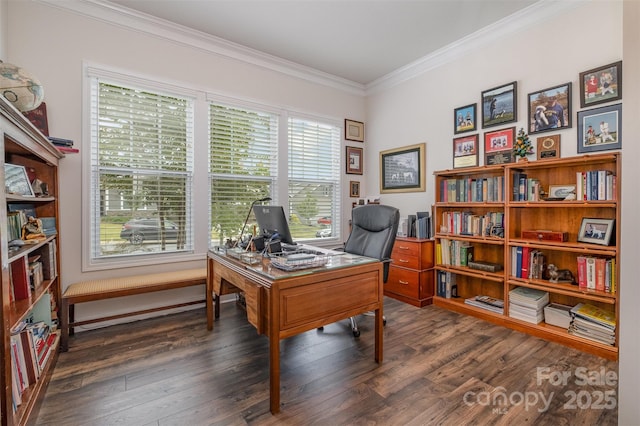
[1,97,64,425]
[433,154,621,360]
[385,237,434,307]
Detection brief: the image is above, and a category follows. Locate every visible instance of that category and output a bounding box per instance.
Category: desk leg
[206,259,214,330]
[375,305,383,363]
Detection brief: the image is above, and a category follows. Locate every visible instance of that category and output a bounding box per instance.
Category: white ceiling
[106,0,538,86]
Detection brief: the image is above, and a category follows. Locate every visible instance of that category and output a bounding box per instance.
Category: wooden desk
[206,248,384,413]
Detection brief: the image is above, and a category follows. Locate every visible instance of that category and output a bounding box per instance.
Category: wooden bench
[60,267,208,351]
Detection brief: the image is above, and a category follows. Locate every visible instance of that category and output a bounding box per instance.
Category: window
[209,103,278,246]
[88,78,195,261]
[209,105,341,246]
[288,116,341,240]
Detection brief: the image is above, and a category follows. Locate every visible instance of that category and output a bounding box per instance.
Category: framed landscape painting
[481,81,517,128]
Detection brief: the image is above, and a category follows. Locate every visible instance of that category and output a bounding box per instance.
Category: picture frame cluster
[451,60,622,168]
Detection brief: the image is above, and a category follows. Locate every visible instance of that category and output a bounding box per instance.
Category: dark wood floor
[36,297,618,425]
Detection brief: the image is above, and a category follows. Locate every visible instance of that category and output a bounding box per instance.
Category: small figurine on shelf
[513,128,534,160]
[22,216,46,241]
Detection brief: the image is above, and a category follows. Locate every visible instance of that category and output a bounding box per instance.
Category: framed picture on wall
[344,119,365,142]
[379,143,426,193]
[452,134,479,168]
[484,127,515,165]
[536,134,561,160]
[481,81,517,128]
[346,146,363,174]
[577,103,622,153]
[579,61,622,108]
[349,181,360,197]
[454,103,477,134]
[527,82,572,134]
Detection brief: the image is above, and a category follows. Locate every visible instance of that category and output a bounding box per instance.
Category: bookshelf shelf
[433,153,621,359]
[1,96,63,425]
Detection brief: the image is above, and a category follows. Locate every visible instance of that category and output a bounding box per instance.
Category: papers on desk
[296,244,345,256]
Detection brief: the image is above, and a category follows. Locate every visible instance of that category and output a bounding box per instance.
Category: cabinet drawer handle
[399,280,409,285]
[398,259,410,263]
[398,246,410,250]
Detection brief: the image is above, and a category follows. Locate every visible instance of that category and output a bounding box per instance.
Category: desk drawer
[386,266,420,298]
[391,241,420,269]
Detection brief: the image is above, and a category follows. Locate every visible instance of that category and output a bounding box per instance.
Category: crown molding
[37,0,584,98]
[365,0,585,95]
[37,0,367,96]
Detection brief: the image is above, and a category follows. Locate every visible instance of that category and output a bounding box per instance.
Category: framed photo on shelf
[379,143,426,193]
[483,127,515,165]
[577,103,621,153]
[349,181,360,198]
[579,61,622,108]
[346,146,363,174]
[452,134,479,169]
[344,119,364,142]
[481,81,517,128]
[537,134,561,160]
[578,217,615,246]
[454,103,476,134]
[527,82,572,134]
[548,184,576,200]
[4,164,35,197]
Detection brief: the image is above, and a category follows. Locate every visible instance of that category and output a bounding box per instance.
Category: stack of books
[48,137,78,153]
[464,295,504,314]
[508,286,549,324]
[568,303,616,346]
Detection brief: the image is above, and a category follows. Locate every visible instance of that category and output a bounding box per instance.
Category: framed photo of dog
[578,217,615,246]
[579,61,622,108]
[527,83,572,135]
[481,81,517,128]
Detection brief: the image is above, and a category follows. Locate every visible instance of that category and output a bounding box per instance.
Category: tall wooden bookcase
[0,97,64,425]
[433,153,621,360]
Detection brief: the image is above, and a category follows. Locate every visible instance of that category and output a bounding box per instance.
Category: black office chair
[343,204,400,337]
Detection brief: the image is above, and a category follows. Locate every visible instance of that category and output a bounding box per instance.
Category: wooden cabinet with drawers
[385,237,435,307]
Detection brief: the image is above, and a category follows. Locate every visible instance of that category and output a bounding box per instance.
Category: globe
[0,61,44,112]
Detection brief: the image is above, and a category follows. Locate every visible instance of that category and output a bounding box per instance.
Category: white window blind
[89,79,194,259]
[288,116,341,239]
[209,103,278,246]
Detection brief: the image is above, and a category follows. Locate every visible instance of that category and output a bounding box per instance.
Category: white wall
[619,1,640,424]
[6,1,365,324]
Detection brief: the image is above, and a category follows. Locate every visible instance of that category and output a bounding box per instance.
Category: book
[595,257,606,291]
[577,256,587,289]
[585,257,596,290]
[571,303,616,329]
[467,260,503,272]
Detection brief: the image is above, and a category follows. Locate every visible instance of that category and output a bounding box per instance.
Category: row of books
[464,295,504,314]
[436,271,458,299]
[510,246,546,280]
[512,173,542,201]
[9,291,58,411]
[439,210,504,237]
[436,239,474,267]
[577,256,616,293]
[439,176,504,203]
[400,212,432,239]
[576,170,616,201]
[9,240,57,302]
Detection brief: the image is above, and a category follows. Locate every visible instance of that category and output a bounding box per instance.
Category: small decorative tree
[514,128,534,160]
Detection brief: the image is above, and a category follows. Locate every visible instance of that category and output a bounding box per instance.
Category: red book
[520,246,530,279]
[10,258,31,300]
[595,258,606,291]
[577,256,587,289]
